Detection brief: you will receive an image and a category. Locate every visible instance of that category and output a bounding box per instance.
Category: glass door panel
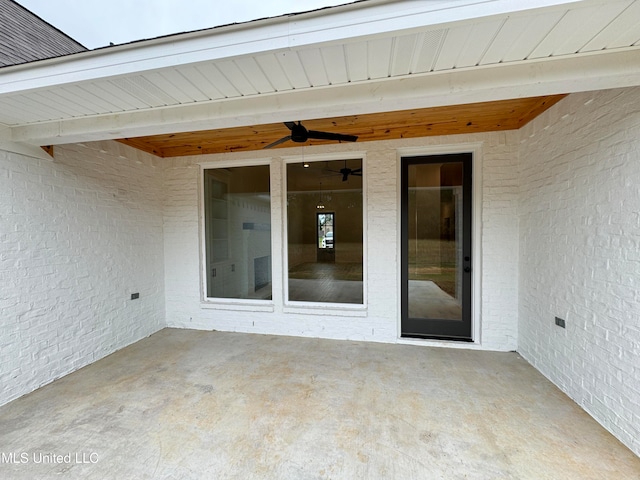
[401,154,472,341]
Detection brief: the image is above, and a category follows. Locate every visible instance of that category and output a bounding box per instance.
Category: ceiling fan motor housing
[290,123,308,142]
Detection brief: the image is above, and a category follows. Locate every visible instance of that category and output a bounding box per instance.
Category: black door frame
[400,153,473,341]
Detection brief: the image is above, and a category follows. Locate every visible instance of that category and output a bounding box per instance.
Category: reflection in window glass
[287,159,363,304]
[317,213,334,249]
[203,165,271,300]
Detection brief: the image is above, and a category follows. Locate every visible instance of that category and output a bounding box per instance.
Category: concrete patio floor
[0,328,637,479]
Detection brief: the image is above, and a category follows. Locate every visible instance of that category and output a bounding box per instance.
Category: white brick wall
[164,133,520,351]
[2,89,636,454]
[0,141,165,407]
[518,87,640,456]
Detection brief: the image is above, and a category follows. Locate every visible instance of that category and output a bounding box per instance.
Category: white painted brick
[7,87,635,457]
[0,141,165,407]
[518,87,640,456]
[163,133,520,352]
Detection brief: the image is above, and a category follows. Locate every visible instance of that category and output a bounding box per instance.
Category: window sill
[283,303,367,317]
[201,300,275,313]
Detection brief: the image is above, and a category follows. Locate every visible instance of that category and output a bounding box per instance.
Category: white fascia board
[0,0,588,96]
[287,0,588,46]
[11,46,640,146]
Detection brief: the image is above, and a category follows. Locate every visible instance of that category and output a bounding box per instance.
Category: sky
[17,0,354,49]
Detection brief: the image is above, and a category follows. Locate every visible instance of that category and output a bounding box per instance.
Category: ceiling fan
[325,159,362,182]
[264,121,358,149]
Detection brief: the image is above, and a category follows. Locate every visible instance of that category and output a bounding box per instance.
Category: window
[203,164,271,300]
[286,159,363,304]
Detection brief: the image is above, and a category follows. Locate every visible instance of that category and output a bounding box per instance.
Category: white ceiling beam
[1,122,51,159]
[0,0,589,96]
[0,123,10,142]
[11,47,640,146]
[0,141,54,160]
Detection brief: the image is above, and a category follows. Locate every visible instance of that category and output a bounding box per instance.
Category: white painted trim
[0,123,10,141]
[283,305,368,317]
[198,157,273,169]
[471,144,484,345]
[200,301,275,312]
[198,159,275,305]
[282,158,290,306]
[198,162,206,303]
[282,152,368,312]
[361,153,369,311]
[0,0,585,94]
[397,337,497,351]
[280,150,368,162]
[0,141,53,161]
[395,142,483,344]
[12,47,640,146]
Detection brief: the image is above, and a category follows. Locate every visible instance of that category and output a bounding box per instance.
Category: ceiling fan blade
[264,135,291,149]
[307,130,358,142]
[351,168,362,174]
[284,121,297,130]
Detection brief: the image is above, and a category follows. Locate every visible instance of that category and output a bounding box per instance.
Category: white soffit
[1,0,640,145]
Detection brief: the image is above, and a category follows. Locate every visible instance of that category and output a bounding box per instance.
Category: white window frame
[282,152,368,315]
[199,158,275,311]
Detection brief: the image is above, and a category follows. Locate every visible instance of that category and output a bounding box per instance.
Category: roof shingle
[0,0,86,67]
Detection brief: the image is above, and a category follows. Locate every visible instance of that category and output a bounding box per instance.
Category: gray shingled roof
[0,0,86,67]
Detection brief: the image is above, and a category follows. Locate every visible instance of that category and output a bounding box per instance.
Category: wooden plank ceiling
[118,95,565,158]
